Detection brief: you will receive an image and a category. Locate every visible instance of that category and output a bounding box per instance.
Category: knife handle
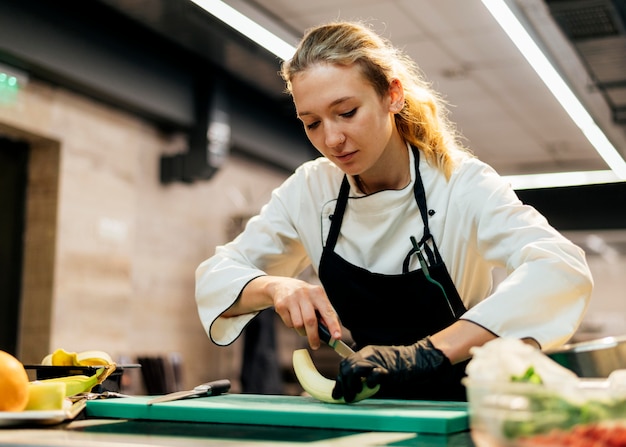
[317,320,334,346]
[204,378,231,396]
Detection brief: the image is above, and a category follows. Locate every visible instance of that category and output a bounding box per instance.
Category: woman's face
[291,63,402,177]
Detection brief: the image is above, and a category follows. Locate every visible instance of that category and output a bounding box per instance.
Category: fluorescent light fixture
[195,0,625,188]
[481,0,626,181]
[189,0,296,60]
[503,169,619,190]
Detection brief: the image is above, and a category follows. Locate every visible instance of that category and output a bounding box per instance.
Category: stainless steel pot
[546,335,626,378]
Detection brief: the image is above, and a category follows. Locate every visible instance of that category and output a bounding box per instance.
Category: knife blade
[317,320,355,358]
[147,379,231,405]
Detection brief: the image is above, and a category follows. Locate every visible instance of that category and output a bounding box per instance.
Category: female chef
[195,21,593,402]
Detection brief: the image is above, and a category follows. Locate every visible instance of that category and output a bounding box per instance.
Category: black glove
[331,337,451,403]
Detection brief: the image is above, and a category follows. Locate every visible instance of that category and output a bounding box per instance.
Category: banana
[25,382,67,410]
[37,369,104,397]
[292,349,379,404]
[42,349,113,367]
[34,349,117,406]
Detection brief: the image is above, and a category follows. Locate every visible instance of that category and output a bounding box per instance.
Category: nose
[325,127,346,148]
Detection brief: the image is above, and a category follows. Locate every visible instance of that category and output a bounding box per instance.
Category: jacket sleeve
[195,172,312,346]
[451,161,593,349]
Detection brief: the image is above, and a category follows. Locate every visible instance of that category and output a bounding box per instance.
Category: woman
[195,21,593,402]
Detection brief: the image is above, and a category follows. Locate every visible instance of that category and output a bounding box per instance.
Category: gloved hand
[331,337,452,402]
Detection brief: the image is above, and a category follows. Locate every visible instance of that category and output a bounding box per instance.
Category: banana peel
[50,349,78,366]
[76,350,114,366]
[42,348,114,367]
[41,348,116,390]
[37,368,106,397]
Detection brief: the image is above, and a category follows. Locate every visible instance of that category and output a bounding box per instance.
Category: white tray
[0,399,85,427]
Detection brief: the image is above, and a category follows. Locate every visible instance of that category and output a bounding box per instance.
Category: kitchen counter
[0,418,476,446]
[0,393,476,446]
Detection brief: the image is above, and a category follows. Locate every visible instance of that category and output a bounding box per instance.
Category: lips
[335,150,357,163]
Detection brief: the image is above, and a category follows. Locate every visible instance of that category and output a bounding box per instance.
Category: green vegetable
[502,391,626,439]
[510,366,543,384]
[502,366,626,439]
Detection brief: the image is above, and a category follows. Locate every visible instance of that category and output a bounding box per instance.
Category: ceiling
[96,0,626,179]
[84,0,626,256]
[4,0,625,253]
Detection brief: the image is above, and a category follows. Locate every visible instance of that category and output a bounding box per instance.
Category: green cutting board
[86,394,468,434]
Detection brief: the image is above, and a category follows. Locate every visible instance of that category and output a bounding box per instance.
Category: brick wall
[0,79,290,393]
[1,77,624,394]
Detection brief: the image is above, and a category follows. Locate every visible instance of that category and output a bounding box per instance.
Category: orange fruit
[0,350,30,411]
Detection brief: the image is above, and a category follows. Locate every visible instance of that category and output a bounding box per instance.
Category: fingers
[332,357,384,403]
[316,307,342,341]
[270,278,340,349]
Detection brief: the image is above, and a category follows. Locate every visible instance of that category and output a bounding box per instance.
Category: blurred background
[1,0,625,395]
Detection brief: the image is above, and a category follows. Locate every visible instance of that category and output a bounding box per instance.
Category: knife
[317,320,355,358]
[147,379,231,405]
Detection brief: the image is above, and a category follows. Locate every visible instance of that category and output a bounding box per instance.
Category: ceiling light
[196,0,626,189]
[481,0,626,180]
[188,0,296,60]
[503,169,619,190]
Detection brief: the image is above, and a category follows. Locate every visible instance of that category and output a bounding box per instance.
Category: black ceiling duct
[546,0,626,124]
[160,77,231,184]
[547,0,625,40]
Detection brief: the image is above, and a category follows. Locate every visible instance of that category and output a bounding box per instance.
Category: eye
[340,108,357,118]
[305,121,320,130]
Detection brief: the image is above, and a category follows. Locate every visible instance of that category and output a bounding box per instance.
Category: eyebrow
[297,96,354,119]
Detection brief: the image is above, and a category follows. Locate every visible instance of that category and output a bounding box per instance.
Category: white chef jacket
[195,146,593,351]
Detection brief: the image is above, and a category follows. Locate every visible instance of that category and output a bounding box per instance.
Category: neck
[355,168,410,194]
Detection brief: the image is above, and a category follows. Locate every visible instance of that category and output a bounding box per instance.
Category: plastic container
[464,373,626,447]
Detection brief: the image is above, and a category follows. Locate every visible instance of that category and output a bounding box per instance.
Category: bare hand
[268,277,341,350]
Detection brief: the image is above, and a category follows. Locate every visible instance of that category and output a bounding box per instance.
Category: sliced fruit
[292,349,379,404]
[26,382,67,410]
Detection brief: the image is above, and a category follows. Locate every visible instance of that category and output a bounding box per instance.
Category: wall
[0,78,288,393]
[1,77,624,395]
[570,238,626,341]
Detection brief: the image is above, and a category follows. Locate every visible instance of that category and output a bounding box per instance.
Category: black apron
[318,146,469,401]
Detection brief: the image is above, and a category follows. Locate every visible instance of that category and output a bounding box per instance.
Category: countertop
[0,418,476,447]
[0,393,477,446]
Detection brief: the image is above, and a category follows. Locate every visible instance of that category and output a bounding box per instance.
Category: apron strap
[325,176,351,250]
[411,146,441,266]
[329,146,444,267]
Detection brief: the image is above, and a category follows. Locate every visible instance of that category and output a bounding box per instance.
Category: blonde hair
[281,21,472,179]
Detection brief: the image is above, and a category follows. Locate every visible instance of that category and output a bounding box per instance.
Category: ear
[388,78,405,113]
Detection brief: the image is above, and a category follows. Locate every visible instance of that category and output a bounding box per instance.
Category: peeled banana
[292,349,379,404]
